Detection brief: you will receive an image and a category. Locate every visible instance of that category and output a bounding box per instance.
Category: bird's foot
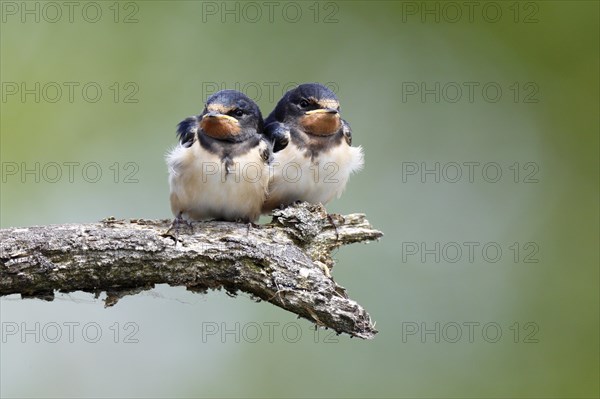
[162,214,193,240]
[242,221,260,235]
[327,213,341,241]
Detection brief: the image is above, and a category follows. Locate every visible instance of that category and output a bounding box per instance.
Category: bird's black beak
[202,111,238,122]
[305,108,339,115]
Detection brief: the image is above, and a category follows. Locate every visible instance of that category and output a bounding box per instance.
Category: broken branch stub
[0,202,383,339]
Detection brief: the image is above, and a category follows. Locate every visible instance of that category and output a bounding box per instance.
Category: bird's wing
[176,116,199,148]
[258,136,274,164]
[263,121,290,153]
[342,119,352,146]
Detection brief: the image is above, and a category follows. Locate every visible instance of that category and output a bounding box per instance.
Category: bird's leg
[327,213,340,241]
[163,212,193,239]
[242,220,260,235]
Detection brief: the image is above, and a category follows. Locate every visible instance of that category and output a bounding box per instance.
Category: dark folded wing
[263,121,290,153]
[176,116,199,147]
[342,119,352,146]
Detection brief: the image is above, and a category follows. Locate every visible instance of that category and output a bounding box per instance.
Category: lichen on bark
[0,202,383,339]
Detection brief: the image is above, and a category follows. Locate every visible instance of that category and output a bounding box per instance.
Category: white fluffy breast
[263,142,363,212]
[167,140,269,222]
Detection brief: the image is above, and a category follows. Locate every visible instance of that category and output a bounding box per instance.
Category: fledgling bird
[166,90,271,223]
[261,83,363,213]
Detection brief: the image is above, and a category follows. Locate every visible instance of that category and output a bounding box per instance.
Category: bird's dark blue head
[268,83,341,136]
[199,90,263,141]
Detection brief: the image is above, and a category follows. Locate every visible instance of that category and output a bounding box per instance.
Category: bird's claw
[162,214,193,240]
[327,213,340,241]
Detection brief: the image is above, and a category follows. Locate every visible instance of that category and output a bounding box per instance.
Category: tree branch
[0,203,382,339]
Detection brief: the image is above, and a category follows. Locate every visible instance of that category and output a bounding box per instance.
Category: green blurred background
[1,1,598,397]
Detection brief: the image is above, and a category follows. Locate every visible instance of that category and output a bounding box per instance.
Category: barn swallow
[261,83,363,213]
[166,90,271,224]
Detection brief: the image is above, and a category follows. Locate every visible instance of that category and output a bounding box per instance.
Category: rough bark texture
[0,203,382,339]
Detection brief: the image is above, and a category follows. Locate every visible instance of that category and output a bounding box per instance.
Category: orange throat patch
[200,117,241,139]
[300,113,341,136]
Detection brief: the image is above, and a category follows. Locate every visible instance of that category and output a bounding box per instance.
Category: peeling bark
[0,203,383,339]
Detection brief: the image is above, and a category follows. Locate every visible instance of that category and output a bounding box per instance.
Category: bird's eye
[233,109,244,117]
[299,99,309,108]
